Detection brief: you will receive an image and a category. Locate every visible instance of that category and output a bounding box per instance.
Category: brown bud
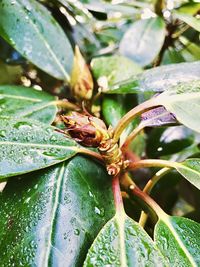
[70,46,93,100]
[61,112,108,147]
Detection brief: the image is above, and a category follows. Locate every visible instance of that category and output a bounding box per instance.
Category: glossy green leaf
[91,55,142,89]
[0,117,80,179]
[156,80,200,133]
[84,212,166,266]
[0,0,73,80]
[161,47,185,65]
[155,216,200,266]
[119,17,166,66]
[0,85,57,124]
[0,156,115,266]
[105,61,200,94]
[179,36,200,62]
[175,159,200,190]
[174,12,200,32]
[146,126,193,158]
[176,3,200,15]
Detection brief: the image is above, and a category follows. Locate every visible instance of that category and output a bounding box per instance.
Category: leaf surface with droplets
[155,216,200,266]
[0,85,57,124]
[84,213,166,266]
[0,0,73,80]
[0,117,79,179]
[0,156,115,266]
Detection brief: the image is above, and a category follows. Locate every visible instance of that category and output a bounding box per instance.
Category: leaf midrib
[0,141,79,151]
[116,212,127,267]
[163,218,197,267]
[42,163,65,266]
[0,94,42,102]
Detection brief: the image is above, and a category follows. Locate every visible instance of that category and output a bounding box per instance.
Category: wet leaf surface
[84,212,166,266]
[0,0,73,80]
[155,216,200,266]
[0,156,115,267]
[0,117,79,179]
[105,61,200,94]
[0,85,57,124]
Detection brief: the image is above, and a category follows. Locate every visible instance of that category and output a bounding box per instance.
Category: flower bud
[70,46,94,100]
[61,112,108,147]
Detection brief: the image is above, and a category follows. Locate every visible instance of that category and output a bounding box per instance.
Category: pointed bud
[61,112,108,147]
[70,46,94,100]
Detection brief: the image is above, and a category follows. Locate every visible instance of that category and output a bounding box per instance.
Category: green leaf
[174,12,200,32]
[0,156,115,266]
[84,213,166,266]
[119,17,166,66]
[176,3,200,15]
[179,36,200,62]
[91,55,142,89]
[0,85,57,124]
[156,80,200,133]
[161,47,185,65]
[105,61,200,94]
[0,117,79,179]
[0,60,22,84]
[146,126,193,158]
[0,0,73,80]
[155,216,200,266]
[175,159,200,190]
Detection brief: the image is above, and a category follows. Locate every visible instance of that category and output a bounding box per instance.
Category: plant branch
[121,173,166,220]
[54,99,80,110]
[127,159,176,171]
[112,175,124,213]
[154,0,165,16]
[139,167,170,227]
[113,98,159,143]
[122,124,144,149]
[78,147,104,163]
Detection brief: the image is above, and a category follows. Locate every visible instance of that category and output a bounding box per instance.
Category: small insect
[61,112,127,176]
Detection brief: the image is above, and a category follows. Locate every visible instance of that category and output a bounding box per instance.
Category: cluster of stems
[58,96,178,227]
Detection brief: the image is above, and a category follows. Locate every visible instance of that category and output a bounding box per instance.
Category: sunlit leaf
[156,80,200,133]
[120,17,166,66]
[175,158,200,190]
[174,12,200,32]
[105,61,200,94]
[91,55,142,90]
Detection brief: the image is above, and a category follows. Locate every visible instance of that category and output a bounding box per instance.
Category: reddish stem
[112,175,124,213]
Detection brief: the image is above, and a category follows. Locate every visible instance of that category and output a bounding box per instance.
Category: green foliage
[0,156,115,266]
[155,216,200,266]
[0,85,57,123]
[0,118,79,179]
[0,0,200,266]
